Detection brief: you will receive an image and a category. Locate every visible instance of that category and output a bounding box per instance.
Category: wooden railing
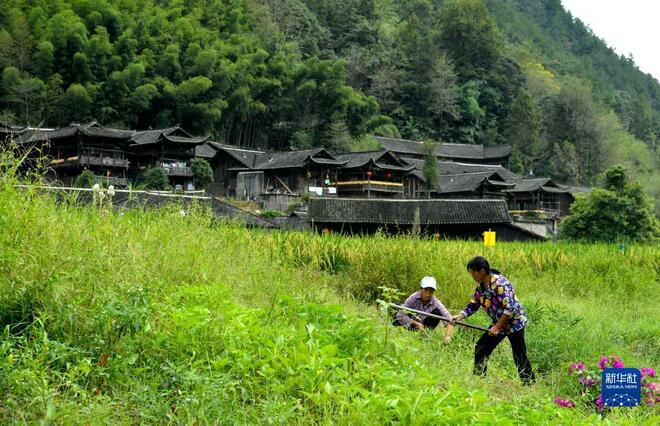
[80,155,129,168]
[161,165,193,177]
[336,180,403,193]
[336,180,402,187]
[50,155,129,168]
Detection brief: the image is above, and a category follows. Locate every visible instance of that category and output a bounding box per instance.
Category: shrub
[561,165,659,242]
[143,167,170,190]
[190,158,213,190]
[74,170,96,188]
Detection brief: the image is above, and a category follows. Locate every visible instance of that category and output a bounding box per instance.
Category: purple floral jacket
[461,274,528,334]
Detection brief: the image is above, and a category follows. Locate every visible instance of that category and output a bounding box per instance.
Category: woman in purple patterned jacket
[452,256,535,384]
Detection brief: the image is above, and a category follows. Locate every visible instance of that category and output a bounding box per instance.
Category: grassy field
[0,174,658,424]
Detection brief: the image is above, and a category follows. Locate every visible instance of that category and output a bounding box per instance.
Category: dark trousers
[474,328,535,384]
[394,308,443,330]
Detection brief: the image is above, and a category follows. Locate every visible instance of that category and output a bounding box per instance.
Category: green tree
[542,140,578,184]
[33,41,54,79]
[629,95,656,145]
[62,83,92,123]
[44,74,65,125]
[561,165,659,242]
[74,169,96,188]
[72,52,93,83]
[437,0,503,79]
[143,167,170,190]
[2,66,45,124]
[544,78,604,184]
[190,158,213,190]
[505,89,543,174]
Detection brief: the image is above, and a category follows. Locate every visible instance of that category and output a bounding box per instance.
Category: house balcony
[336,180,403,194]
[50,155,129,168]
[80,155,129,168]
[161,165,193,177]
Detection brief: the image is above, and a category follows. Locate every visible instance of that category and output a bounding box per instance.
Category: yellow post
[484,230,496,247]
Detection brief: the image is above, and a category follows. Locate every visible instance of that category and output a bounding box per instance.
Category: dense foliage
[190,157,213,189]
[0,0,658,193]
[73,168,95,188]
[143,166,169,190]
[561,165,659,242]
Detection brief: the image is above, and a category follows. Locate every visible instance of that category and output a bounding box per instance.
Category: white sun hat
[420,276,437,290]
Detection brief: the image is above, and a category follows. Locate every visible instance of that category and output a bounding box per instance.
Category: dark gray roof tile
[335,150,414,171]
[308,198,510,224]
[437,172,501,194]
[253,148,346,169]
[376,136,512,160]
[507,178,553,193]
[195,143,217,158]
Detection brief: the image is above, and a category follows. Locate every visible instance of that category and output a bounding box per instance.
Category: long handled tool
[389,303,489,332]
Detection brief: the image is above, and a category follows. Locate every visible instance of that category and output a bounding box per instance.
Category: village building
[3,121,586,239]
[307,198,543,240]
[374,136,512,167]
[202,142,264,197]
[9,122,133,186]
[505,177,590,218]
[332,150,415,198]
[126,127,210,190]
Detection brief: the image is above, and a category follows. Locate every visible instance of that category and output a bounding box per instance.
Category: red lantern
[366,170,373,177]
[386,172,392,179]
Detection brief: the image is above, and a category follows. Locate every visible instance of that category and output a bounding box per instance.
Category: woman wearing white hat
[395,276,455,342]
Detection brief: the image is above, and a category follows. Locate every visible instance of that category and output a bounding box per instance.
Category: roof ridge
[325,197,507,203]
[374,136,424,144]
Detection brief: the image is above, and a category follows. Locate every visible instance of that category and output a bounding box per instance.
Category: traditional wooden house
[249,148,349,195]
[126,127,209,190]
[223,147,351,208]
[14,122,133,186]
[202,142,265,197]
[402,159,520,199]
[374,136,512,166]
[333,150,415,198]
[307,198,543,240]
[0,121,33,143]
[435,171,516,198]
[505,178,582,217]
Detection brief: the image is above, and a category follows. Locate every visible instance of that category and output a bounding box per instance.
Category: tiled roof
[401,158,521,181]
[507,178,555,193]
[163,134,209,144]
[82,126,134,139]
[195,143,217,158]
[308,198,510,225]
[209,142,264,168]
[14,129,50,144]
[437,171,513,194]
[374,136,425,155]
[129,127,189,145]
[435,143,483,158]
[334,150,414,171]
[375,136,512,160]
[484,145,513,158]
[252,148,347,170]
[42,126,80,139]
[27,122,127,142]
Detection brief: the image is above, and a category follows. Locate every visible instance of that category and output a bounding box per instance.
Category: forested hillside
[0,0,658,193]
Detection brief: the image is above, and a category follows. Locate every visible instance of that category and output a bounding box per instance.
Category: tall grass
[0,150,658,423]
